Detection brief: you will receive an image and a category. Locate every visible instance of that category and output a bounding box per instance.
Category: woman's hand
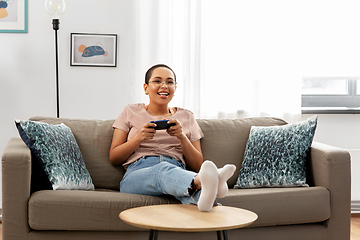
[109,122,156,166]
[137,122,157,142]
[167,119,203,172]
[166,119,186,140]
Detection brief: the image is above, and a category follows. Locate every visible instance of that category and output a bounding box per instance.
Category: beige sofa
[2,116,351,240]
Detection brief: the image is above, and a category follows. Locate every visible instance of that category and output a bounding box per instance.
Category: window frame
[301,77,360,114]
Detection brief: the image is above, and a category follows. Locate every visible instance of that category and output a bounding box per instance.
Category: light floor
[352,214,360,240]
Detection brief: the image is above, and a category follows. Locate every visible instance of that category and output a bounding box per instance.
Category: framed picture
[71,33,117,67]
[0,0,28,33]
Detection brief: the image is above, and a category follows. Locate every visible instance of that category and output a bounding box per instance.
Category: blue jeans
[120,155,201,205]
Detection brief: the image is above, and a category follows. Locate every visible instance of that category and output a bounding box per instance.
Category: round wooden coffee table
[119,204,258,240]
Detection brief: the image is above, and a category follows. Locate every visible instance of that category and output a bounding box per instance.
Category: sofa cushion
[28,187,330,231]
[218,186,330,227]
[16,120,94,191]
[196,118,287,187]
[28,190,180,231]
[234,116,317,188]
[30,117,124,191]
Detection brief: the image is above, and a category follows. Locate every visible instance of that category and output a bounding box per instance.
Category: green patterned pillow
[234,116,317,188]
[16,120,95,191]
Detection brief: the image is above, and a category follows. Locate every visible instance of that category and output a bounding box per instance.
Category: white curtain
[132,0,302,123]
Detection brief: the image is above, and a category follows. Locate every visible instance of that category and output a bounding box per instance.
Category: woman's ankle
[193,175,202,190]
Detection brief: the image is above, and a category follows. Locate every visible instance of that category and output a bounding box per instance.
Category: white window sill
[302,107,360,114]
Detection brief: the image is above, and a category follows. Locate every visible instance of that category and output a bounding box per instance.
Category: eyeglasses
[149,80,176,88]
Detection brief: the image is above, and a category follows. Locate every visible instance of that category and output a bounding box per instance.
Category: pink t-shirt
[112,103,204,168]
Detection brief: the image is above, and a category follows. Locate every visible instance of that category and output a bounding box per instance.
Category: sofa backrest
[30,116,287,190]
[196,118,287,187]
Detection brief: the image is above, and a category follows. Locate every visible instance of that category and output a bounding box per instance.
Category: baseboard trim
[352,200,360,214]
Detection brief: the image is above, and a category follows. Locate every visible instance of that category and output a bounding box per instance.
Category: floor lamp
[45,0,66,118]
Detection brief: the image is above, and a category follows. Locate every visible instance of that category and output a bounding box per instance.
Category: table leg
[149,230,158,240]
[223,230,228,240]
[217,230,228,240]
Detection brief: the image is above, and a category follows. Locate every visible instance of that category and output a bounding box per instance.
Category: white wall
[302,114,360,150]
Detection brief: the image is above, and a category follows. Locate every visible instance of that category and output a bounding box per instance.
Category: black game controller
[149,120,176,130]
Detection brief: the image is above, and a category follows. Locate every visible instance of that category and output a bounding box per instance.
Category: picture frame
[0,0,28,33]
[70,33,117,67]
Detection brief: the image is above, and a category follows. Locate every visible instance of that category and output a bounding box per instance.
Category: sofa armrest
[308,142,351,240]
[2,137,31,240]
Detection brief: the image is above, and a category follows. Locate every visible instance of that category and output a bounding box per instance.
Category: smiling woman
[109,64,236,212]
[144,66,177,111]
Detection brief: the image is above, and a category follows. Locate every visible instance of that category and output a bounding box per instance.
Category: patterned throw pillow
[234,116,317,188]
[16,120,95,191]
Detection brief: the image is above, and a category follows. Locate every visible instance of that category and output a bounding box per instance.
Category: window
[302,78,360,114]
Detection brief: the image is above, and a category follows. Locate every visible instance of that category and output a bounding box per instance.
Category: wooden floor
[0,216,359,239]
[352,214,360,240]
